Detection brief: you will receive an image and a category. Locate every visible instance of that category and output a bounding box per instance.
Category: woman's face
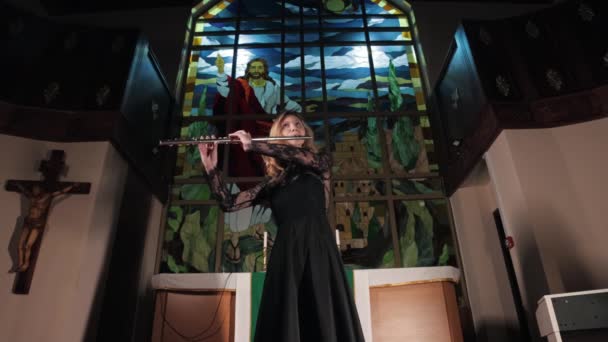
[279,115,306,147]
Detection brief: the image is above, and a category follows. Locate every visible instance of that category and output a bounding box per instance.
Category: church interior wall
[450,178,521,341]
[479,118,608,339]
[4,1,597,341]
[0,135,128,342]
[496,118,608,292]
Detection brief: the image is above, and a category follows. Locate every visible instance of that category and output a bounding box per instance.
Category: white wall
[450,179,520,342]
[0,135,128,342]
[133,195,164,341]
[483,118,608,337]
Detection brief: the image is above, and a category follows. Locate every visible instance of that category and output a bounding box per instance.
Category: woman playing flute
[198,112,364,342]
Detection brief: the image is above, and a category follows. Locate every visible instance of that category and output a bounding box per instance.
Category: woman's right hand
[198,135,218,173]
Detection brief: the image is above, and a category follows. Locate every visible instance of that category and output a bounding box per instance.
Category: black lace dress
[206,142,365,342]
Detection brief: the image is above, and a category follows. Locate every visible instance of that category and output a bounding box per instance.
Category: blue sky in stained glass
[284,48,303,105]
[285,18,300,27]
[367,16,406,28]
[284,2,319,15]
[369,31,410,42]
[285,33,300,43]
[323,31,366,42]
[240,20,283,31]
[323,46,374,112]
[197,35,235,46]
[239,34,281,44]
[303,32,321,43]
[197,21,236,32]
[322,18,364,29]
[303,47,323,112]
[302,18,320,28]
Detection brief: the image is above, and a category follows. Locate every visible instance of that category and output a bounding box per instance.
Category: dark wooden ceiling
[37,0,554,16]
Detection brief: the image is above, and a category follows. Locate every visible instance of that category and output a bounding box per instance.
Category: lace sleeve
[205,168,269,212]
[249,142,331,175]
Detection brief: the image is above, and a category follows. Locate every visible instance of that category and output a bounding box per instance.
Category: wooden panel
[151,290,236,342]
[0,4,174,203]
[462,20,523,102]
[442,282,464,342]
[370,282,463,342]
[432,1,608,196]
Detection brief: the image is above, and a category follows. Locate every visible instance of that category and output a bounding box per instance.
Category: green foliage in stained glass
[393,179,434,195]
[359,116,382,169]
[367,216,382,241]
[221,234,264,272]
[398,201,434,267]
[402,239,418,267]
[180,208,217,272]
[167,206,183,232]
[392,117,420,170]
[197,86,207,116]
[413,181,433,194]
[350,204,364,239]
[180,184,211,200]
[241,235,265,272]
[265,220,278,239]
[438,244,450,266]
[165,229,175,242]
[167,255,188,273]
[382,249,395,267]
[185,121,213,167]
[388,59,403,112]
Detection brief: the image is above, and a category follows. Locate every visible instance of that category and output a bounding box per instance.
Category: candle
[263,231,268,272]
[263,231,268,249]
[336,229,340,247]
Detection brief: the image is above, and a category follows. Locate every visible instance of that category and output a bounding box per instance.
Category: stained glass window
[162,0,453,274]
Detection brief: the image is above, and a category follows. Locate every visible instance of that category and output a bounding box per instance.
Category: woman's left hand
[228,130,252,151]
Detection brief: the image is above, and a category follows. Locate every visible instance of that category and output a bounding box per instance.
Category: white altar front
[151,266,462,342]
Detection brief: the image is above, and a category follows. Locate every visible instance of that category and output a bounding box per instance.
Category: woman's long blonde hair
[263,112,317,178]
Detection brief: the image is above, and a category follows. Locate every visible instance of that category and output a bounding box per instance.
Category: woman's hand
[228,130,253,151]
[198,135,218,173]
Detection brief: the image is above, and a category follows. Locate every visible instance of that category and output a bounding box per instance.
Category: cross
[5,150,91,294]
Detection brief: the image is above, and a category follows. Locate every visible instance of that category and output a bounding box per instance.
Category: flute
[158,136,312,147]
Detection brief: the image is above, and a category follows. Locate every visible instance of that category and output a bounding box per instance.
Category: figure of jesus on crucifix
[9,183,75,272]
[6,150,90,280]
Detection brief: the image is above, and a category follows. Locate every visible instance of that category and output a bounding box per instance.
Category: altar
[150,266,463,342]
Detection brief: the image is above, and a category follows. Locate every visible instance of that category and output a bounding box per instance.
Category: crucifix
[5,150,91,294]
